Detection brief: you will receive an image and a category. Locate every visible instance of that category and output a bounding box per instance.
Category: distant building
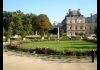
[53,21,62,29]
[57,9,97,37]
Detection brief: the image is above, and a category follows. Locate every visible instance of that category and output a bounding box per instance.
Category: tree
[23,24,33,35]
[79,32,84,36]
[3,11,14,31]
[38,14,51,31]
[40,31,45,37]
[46,22,54,31]
[13,16,23,35]
[47,33,50,40]
[4,31,12,42]
[3,10,53,38]
[94,27,97,37]
[8,26,13,35]
[3,27,5,36]
[49,28,57,34]
[75,32,79,36]
[31,14,51,37]
[20,31,26,40]
[31,15,39,31]
[3,10,24,35]
[59,29,64,37]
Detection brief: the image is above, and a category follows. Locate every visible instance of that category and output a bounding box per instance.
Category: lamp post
[54,21,62,44]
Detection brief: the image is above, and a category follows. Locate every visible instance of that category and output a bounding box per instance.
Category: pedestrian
[90,49,95,62]
[95,50,97,56]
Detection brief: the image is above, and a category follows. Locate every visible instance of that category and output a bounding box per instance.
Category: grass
[20,40,97,51]
[3,38,22,42]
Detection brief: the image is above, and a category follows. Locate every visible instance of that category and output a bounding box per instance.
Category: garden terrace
[4,40,97,57]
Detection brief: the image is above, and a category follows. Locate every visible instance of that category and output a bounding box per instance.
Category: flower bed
[5,44,97,57]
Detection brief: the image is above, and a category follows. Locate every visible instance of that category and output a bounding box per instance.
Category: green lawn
[20,40,97,51]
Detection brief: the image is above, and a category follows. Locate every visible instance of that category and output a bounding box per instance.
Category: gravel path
[3,51,97,70]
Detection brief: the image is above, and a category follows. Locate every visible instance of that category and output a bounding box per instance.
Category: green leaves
[20,31,26,38]
[31,14,53,36]
[3,10,53,36]
[59,29,64,37]
[4,31,12,39]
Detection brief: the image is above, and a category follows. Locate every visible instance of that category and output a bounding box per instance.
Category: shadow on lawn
[26,37,41,39]
[63,46,97,49]
[71,43,96,45]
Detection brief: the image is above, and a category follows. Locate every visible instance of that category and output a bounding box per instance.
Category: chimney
[78,9,80,12]
[90,13,92,17]
[66,13,68,15]
[69,9,71,12]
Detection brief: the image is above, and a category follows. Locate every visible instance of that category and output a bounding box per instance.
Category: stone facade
[60,9,97,37]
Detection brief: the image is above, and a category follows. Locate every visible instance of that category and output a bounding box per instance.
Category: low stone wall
[3,42,10,47]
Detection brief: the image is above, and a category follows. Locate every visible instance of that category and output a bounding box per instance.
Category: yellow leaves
[38,14,50,30]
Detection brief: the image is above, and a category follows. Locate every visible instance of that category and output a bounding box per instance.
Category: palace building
[53,9,97,37]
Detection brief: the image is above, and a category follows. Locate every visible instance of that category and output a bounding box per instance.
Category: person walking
[91,49,95,63]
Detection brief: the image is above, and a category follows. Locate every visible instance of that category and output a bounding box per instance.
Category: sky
[3,0,97,24]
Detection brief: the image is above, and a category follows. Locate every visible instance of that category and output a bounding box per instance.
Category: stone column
[7,38,10,42]
[35,31,37,35]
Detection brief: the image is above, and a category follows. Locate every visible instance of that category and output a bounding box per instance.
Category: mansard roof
[66,9,83,17]
[92,14,97,17]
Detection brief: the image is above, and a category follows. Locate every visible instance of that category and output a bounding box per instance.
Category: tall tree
[3,27,5,36]
[59,29,64,37]
[13,16,23,35]
[20,31,26,40]
[38,14,51,31]
[23,24,33,35]
[31,15,39,31]
[3,11,13,31]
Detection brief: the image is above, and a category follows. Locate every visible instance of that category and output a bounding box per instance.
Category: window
[80,20,82,23]
[90,26,91,29]
[80,26,82,29]
[70,26,72,29]
[75,26,77,29]
[85,27,86,29]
